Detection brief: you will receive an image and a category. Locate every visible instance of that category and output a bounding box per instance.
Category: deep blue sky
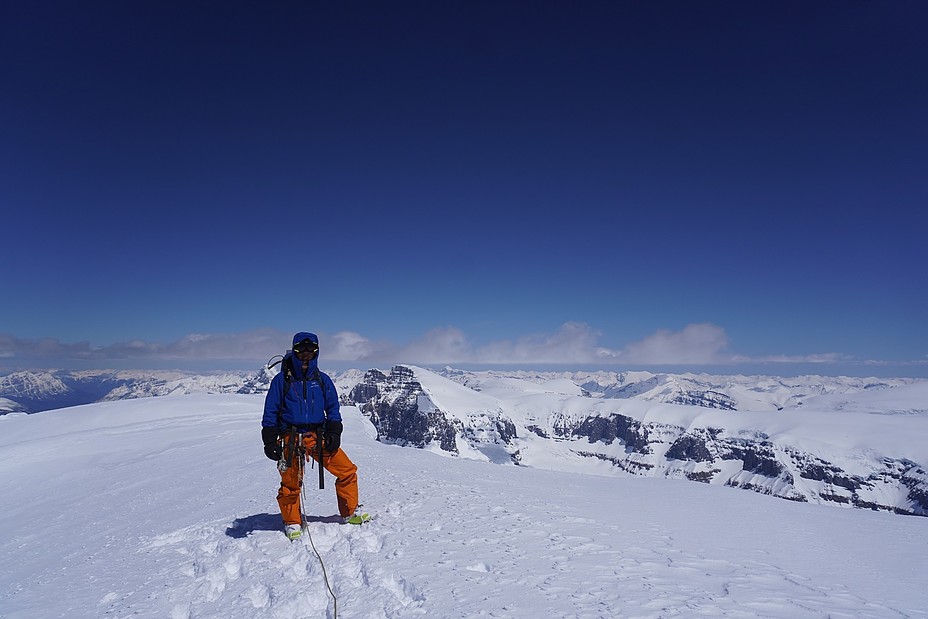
[2,1,926,375]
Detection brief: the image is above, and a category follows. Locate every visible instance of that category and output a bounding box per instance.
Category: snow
[2,394,928,618]
[404,365,502,419]
[465,379,928,472]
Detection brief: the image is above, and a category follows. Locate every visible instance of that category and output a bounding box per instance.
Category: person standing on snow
[261,332,368,539]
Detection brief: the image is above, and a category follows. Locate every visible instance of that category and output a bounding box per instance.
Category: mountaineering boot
[285,524,302,540]
[344,506,371,525]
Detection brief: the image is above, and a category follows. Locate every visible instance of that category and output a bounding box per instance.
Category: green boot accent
[285,524,303,540]
[344,508,371,525]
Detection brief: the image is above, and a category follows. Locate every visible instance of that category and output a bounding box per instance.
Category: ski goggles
[293,339,319,354]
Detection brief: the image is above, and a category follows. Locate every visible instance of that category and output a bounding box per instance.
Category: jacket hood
[292,332,319,347]
[285,352,319,380]
[289,332,320,380]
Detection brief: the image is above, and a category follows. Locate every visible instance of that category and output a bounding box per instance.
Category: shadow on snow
[225,512,343,537]
[225,513,281,538]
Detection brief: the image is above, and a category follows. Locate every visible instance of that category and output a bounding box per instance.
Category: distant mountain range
[2,366,914,415]
[0,366,371,414]
[4,365,926,517]
[0,369,262,413]
[347,366,928,517]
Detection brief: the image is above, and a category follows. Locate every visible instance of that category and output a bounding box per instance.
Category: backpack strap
[275,354,294,429]
[314,368,325,408]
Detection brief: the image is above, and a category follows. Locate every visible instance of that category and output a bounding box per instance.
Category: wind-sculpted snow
[1,396,926,617]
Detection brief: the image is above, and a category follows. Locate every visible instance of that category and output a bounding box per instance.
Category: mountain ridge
[2,366,918,414]
[348,365,928,517]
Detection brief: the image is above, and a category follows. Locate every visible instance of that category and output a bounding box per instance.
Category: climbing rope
[298,436,338,618]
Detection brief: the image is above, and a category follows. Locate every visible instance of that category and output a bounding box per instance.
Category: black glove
[262,427,281,461]
[323,420,343,454]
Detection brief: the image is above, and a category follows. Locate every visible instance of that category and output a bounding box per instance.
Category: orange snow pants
[276,431,359,525]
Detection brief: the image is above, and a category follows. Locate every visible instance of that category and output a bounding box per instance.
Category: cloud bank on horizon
[2,323,913,373]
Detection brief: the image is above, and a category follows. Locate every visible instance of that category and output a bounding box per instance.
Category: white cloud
[0,330,289,364]
[393,327,473,364]
[327,331,390,361]
[474,322,614,364]
[340,322,617,365]
[738,352,852,364]
[331,322,729,366]
[2,323,899,373]
[618,323,731,364]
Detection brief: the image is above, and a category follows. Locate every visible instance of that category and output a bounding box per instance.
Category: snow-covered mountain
[0,397,28,414]
[0,370,75,412]
[0,366,362,414]
[1,395,926,618]
[0,369,256,413]
[349,365,928,517]
[5,365,927,515]
[436,367,917,411]
[4,366,916,415]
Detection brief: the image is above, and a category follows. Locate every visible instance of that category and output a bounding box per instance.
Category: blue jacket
[262,352,341,429]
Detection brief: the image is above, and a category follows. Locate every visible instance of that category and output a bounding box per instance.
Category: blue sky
[1,1,926,376]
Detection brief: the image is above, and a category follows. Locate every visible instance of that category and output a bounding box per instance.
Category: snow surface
[1,395,927,618]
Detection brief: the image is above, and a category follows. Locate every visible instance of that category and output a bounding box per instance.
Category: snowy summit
[1,369,928,617]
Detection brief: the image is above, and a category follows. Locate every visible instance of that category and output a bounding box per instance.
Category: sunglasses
[293,339,319,354]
